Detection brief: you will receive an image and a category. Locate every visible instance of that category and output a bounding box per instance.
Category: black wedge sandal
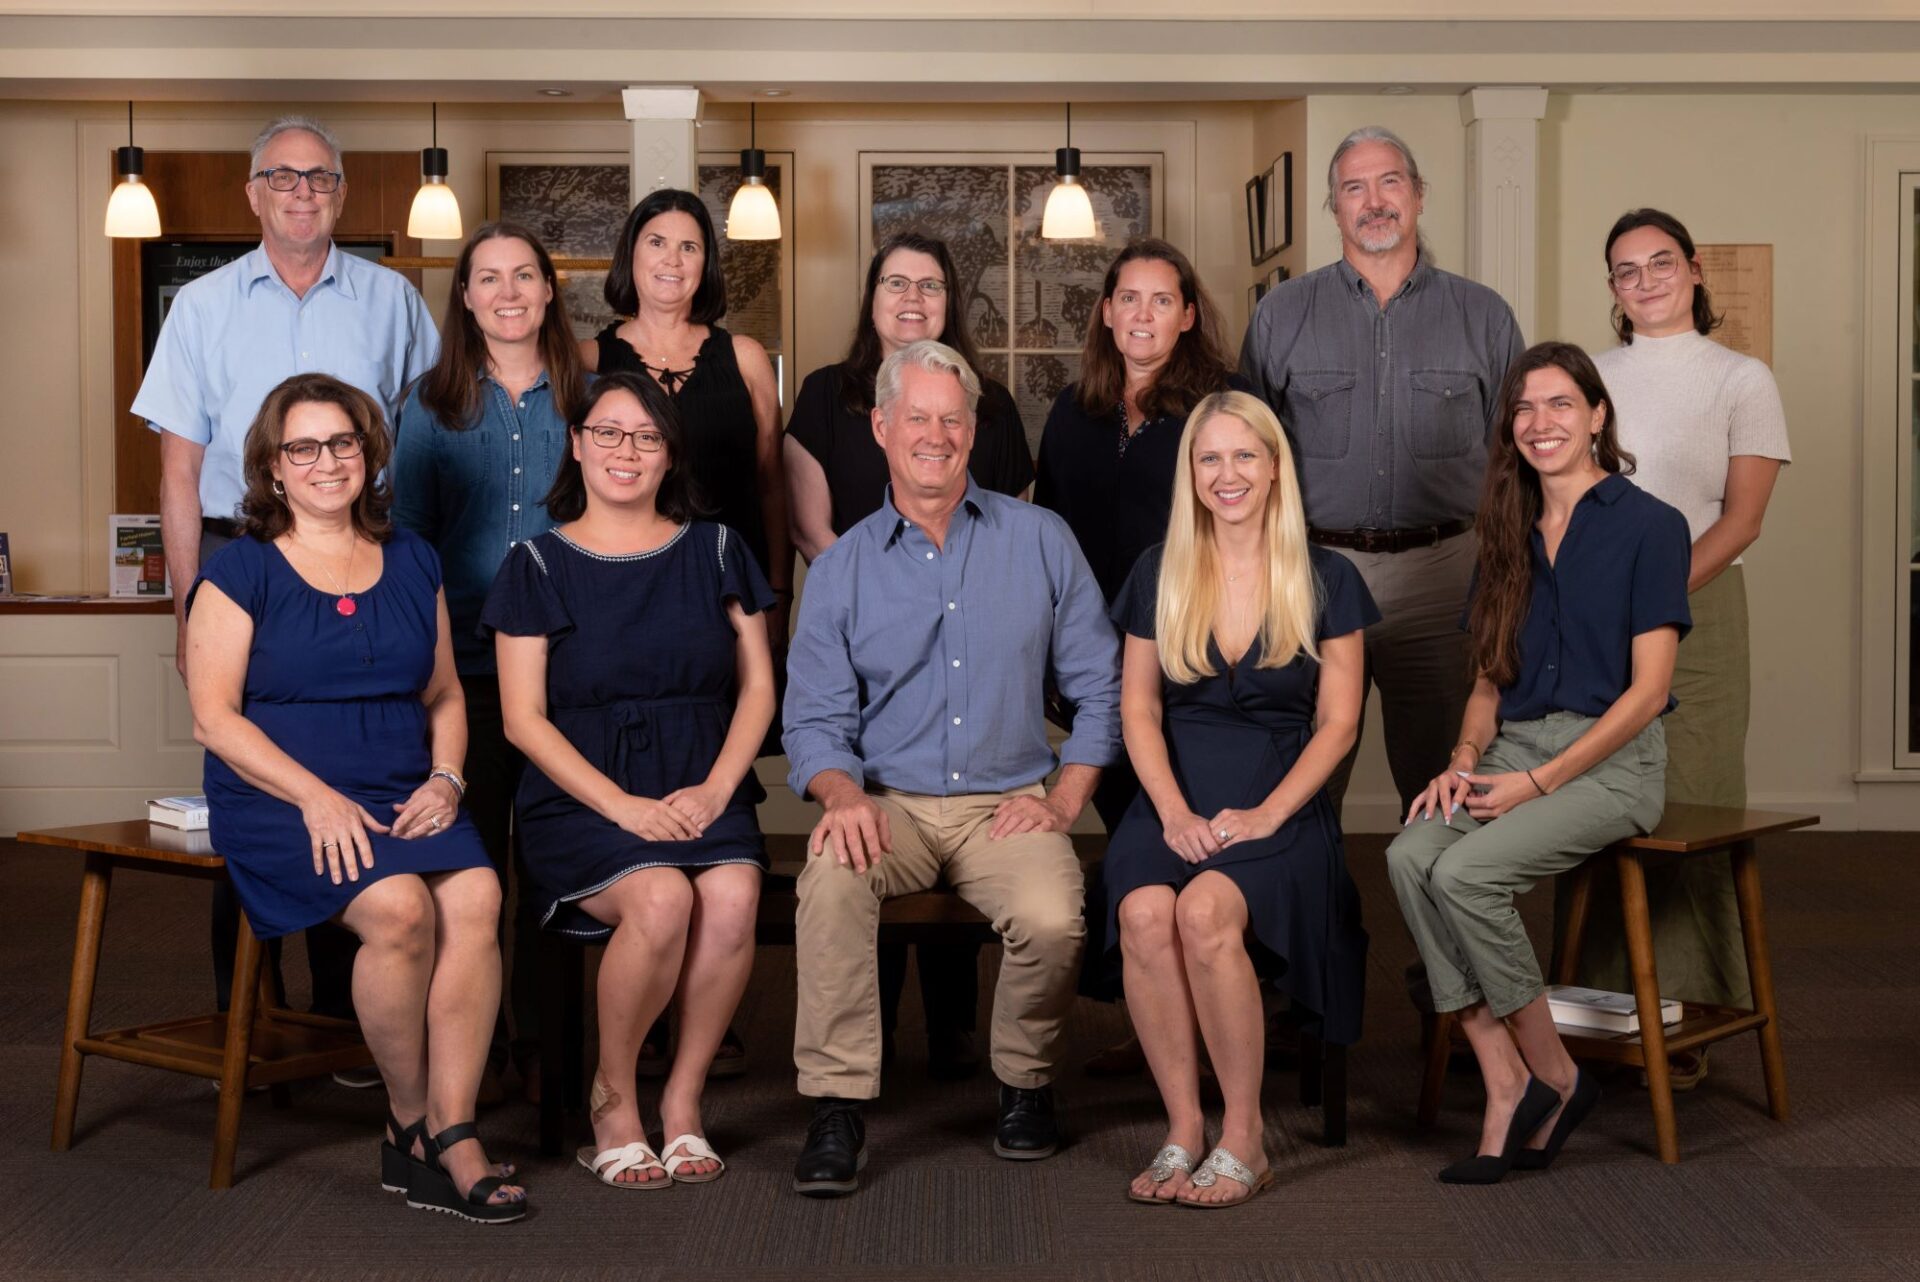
[406,1121,528,1224]
[381,1112,425,1193]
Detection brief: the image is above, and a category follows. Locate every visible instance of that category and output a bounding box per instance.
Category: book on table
[1547,984,1682,1034]
[148,794,209,830]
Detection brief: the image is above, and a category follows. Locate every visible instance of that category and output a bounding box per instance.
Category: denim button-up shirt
[132,244,439,519]
[1239,257,1524,531]
[392,374,568,674]
[783,481,1121,800]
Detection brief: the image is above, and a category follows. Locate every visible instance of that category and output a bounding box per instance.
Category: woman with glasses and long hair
[785,231,1033,559]
[1385,342,1691,1184]
[484,372,776,1190]
[186,373,523,1222]
[1559,211,1791,1087]
[394,221,587,1106]
[782,231,1034,1080]
[1102,391,1376,1208]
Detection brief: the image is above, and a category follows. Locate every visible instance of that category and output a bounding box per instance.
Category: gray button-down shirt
[1239,257,1524,530]
[783,481,1120,801]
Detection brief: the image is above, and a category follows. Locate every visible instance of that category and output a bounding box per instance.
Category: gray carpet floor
[1,829,1915,1281]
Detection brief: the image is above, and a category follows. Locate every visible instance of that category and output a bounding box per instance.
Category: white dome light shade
[727,176,781,240]
[407,175,463,241]
[1041,172,1095,240]
[105,174,161,239]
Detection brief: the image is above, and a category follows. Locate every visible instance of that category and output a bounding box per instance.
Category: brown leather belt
[201,517,243,539]
[1308,519,1473,555]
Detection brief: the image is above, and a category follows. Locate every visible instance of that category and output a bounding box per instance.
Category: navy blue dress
[189,530,490,939]
[479,522,773,938]
[1099,543,1380,1045]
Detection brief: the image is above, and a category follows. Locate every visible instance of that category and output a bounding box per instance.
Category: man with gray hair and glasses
[782,339,1119,1197]
[133,114,438,1052]
[1240,124,1523,824]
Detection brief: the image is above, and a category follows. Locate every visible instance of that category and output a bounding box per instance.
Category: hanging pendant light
[406,103,463,241]
[104,102,161,239]
[1040,103,1096,241]
[726,102,781,241]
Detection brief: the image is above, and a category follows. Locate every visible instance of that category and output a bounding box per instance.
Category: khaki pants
[793,785,1086,1099]
[1323,533,1478,816]
[1386,713,1666,1019]
[1562,566,1753,1006]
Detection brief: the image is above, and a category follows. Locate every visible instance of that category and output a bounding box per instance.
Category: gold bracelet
[1452,740,1482,763]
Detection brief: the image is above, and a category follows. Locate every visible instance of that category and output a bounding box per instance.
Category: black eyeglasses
[877,274,948,297]
[578,425,665,452]
[253,166,344,194]
[279,432,364,465]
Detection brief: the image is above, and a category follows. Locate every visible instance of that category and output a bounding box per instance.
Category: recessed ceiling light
[1380,85,1413,96]
[762,89,790,97]
[537,88,572,97]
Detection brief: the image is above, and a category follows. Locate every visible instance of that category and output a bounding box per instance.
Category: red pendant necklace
[295,533,358,616]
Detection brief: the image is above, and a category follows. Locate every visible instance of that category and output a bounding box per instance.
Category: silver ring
[430,816,442,830]
[321,840,336,850]
[1217,830,1230,841]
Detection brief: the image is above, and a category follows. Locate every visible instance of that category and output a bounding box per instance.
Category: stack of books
[1546,984,1682,1034]
[148,794,209,830]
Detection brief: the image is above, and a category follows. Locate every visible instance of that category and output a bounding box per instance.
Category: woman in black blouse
[782,231,1033,1079]
[785,232,1033,559]
[1036,237,1237,616]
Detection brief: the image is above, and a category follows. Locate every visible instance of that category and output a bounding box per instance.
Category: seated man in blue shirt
[783,340,1121,1197]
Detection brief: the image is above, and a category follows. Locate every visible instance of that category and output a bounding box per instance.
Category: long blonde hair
[1154,391,1320,683]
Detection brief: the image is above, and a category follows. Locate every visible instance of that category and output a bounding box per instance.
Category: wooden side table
[23,820,373,1188]
[1416,804,1816,1163]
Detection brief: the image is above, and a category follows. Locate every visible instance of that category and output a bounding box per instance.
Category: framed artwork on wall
[860,152,1162,448]
[1246,151,1292,265]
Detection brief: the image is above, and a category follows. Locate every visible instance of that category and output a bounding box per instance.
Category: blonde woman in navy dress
[1104,391,1376,1207]
[486,371,775,1189]
[187,373,523,1223]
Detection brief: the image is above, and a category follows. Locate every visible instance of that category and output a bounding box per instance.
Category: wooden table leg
[1617,851,1679,1164]
[210,909,265,1189]
[52,852,113,1152]
[1731,838,1790,1122]
[1554,860,1595,986]
[1416,1009,1455,1128]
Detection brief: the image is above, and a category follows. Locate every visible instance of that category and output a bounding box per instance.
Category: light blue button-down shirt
[132,243,440,520]
[783,481,1121,800]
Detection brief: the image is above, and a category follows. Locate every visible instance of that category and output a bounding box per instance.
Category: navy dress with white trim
[479,521,773,937]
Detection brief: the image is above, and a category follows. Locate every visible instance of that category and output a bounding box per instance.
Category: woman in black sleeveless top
[583,187,789,1077]
[584,189,790,623]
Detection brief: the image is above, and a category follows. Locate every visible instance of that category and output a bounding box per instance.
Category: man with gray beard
[1240,125,1523,826]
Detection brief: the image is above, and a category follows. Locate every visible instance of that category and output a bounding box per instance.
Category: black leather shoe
[1512,1070,1601,1171]
[994,1084,1060,1160]
[927,1028,981,1082]
[1438,1077,1561,1185]
[793,1098,866,1197]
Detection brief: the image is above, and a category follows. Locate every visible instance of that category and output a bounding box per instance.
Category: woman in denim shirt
[393,221,587,1104]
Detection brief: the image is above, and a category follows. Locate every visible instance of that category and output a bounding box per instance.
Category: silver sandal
[1127,1143,1196,1204]
[1178,1146,1275,1209]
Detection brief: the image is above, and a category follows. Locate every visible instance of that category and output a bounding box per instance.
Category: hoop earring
[271,480,285,497]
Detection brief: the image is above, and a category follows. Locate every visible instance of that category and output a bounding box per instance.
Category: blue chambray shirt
[783,481,1121,800]
[392,374,569,675]
[132,243,440,520]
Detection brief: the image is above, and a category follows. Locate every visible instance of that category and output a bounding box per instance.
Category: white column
[1458,86,1549,339]
[621,86,702,196]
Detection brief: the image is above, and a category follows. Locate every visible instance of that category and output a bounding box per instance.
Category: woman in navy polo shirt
[1385,341,1691,1185]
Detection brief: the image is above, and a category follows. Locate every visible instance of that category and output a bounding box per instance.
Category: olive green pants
[1387,713,1666,1019]
[1558,567,1753,1007]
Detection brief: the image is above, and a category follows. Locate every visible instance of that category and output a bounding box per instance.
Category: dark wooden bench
[22,820,373,1188]
[538,830,1351,1153]
[1415,803,1815,1163]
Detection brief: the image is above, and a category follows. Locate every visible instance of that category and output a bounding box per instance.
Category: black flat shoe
[794,1098,866,1197]
[994,1084,1060,1161]
[1438,1077,1561,1185]
[407,1121,527,1224]
[1513,1071,1602,1171]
